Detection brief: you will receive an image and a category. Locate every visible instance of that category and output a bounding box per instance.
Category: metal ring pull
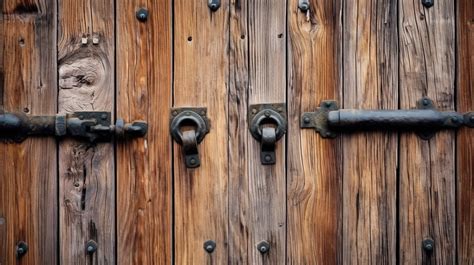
[170,107,210,168]
[248,103,287,165]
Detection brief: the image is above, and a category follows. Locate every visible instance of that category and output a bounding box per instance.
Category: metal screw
[422,0,434,8]
[422,238,434,253]
[277,107,283,113]
[264,111,271,117]
[298,0,310,12]
[203,240,216,253]
[208,0,220,12]
[264,155,272,162]
[422,98,430,106]
[189,158,196,165]
[101,114,108,120]
[172,110,178,116]
[257,240,270,254]
[251,109,257,114]
[136,8,149,22]
[200,110,206,115]
[16,241,28,258]
[303,116,311,124]
[86,240,98,255]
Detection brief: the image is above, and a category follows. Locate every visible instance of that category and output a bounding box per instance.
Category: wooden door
[0,0,473,264]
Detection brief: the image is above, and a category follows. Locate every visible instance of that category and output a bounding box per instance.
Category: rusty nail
[257,240,270,254]
[136,8,149,22]
[203,240,216,253]
[86,240,98,255]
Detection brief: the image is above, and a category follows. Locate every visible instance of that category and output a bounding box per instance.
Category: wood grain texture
[247,0,286,264]
[228,0,250,263]
[173,1,229,264]
[228,0,287,264]
[457,1,474,264]
[287,0,342,264]
[116,1,172,264]
[399,0,456,264]
[0,0,57,264]
[58,0,115,263]
[342,0,398,263]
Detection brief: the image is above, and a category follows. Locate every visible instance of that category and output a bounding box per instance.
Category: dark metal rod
[327,109,464,131]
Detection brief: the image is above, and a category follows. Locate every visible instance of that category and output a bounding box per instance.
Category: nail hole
[277,33,283,38]
[23,107,29,113]
[240,34,245,39]
[18,38,25,47]
[187,36,193,42]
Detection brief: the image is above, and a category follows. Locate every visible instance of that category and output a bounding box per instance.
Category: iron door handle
[170,107,210,168]
[301,98,474,139]
[0,111,147,143]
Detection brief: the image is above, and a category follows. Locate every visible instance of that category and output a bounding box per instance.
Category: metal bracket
[248,103,287,165]
[301,98,474,140]
[170,107,210,168]
[0,111,147,143]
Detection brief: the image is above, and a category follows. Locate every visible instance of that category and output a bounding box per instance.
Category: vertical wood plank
[247,0,286,264]
[287,0,342,264]
[228,0,250,263]
[342,0,398,263]
[457,0,474,263]
[0,0,57,264]
[399,0,456,264]
[173,1,229,264]
[58,0,115,263]
[116,0,172,264]
[228,0,287,264]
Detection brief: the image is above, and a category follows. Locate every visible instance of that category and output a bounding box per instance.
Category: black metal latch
[0,111,148,143]
[301,98,474,139]
[170,107,210,168]
[249,103,287,165]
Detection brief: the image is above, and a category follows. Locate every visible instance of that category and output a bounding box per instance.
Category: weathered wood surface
[0,0,57,264]
[457,0,474,264]
[342,0,398,263]
[116,0,172,264]
[228,0,250,263]
[247,0,287,264]
[173,1,229,264]
[58,0,115,264]
[399,0,456,264]
[287,0,342,264]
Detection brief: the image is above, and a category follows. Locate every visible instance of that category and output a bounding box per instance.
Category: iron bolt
[208,0,220,12]
[257,240,270,254]
[298,0,310,12]
[422,238,434,252]
[189,158,196,165]
[422,0,434,8]
[136,8,149,22]
[422,98,430,106]
[264,155,272,162]
[16,241,28,258]
[203,240,216,253]
[303,116,311,124]
[86,240,98,255]
[264,111,271,117]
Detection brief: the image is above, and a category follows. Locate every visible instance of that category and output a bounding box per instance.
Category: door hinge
[0,111,147,143]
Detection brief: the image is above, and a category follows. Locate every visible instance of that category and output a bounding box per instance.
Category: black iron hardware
[257,240,270,254]
[170,107,210,168]
[298,0,310,12]
[85,240,98,255]
[203,240,216,254]
[422,238,435,253]
[0,111,147,143]
[136,8,149,22]
[208,0,220,11]
[16,241,28,259]
[301,98,474,140]
[248,103,287,165]
[422,0,434,8]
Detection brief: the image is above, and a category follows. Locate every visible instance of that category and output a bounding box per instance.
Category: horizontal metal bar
[301,98,474,139]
